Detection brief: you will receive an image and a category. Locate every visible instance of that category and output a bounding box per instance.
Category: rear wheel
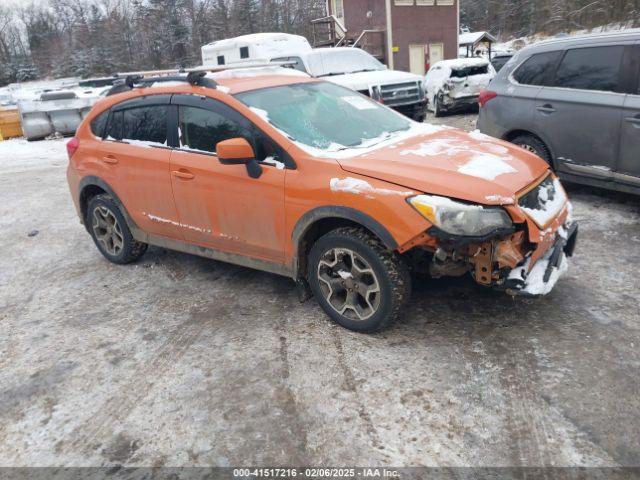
[307,227,411,333]
[511,134,552,166]
[86,194,147,264]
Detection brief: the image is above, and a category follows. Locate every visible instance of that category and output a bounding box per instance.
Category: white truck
[201,33,427,121]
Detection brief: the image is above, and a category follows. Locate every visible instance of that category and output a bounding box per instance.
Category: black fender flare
[291,206,398,276]
[78,176,139,232]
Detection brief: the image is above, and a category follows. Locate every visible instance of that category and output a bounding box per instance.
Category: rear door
[102,95,182,239]
[168,95,287,263]
[617,43,640,188]
[534,44,627,179]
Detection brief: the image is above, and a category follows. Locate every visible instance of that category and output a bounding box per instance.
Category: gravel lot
[0,112,639,468]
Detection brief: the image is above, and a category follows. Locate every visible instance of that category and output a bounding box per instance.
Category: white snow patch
[262,156,285,169]
[400,134,508,159]
[485,194,515,205]
[508,248,569,296]
[208,66,308,80]
[458,154,516,181]
[468,130,492,142]
[329,177,412,198]
[520,178,568,227]
[122,138,167,149]
[216,85,231,93]
[150,81,187,88]
[337,270,353,280]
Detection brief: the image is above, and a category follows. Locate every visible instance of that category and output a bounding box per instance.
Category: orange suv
[67,67,578,333]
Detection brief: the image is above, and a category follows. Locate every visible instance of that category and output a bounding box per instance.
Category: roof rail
[106,62,295,96]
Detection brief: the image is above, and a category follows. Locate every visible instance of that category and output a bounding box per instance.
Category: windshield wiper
[347,69,379,74]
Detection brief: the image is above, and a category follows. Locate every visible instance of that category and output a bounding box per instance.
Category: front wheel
[511,134,553,166]
[307,227,411,333]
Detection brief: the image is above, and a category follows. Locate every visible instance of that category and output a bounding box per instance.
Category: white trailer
[201,33,312,67]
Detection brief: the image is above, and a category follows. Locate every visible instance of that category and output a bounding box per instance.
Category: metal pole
[385,0,394,69]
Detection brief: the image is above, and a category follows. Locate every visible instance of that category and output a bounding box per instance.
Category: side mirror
[217,137,255,165]
[216,137,263,179]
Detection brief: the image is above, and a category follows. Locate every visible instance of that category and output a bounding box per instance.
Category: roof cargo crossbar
[106,61,296,96]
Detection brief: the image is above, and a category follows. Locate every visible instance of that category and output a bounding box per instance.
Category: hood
[336,128,549,205]
[324,69,423,92]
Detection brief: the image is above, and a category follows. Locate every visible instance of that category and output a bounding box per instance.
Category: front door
[534,45,626,181]
[168,96,287,263]
[617,45,640,188]
[429,43,444,68]
[409,44,426,76]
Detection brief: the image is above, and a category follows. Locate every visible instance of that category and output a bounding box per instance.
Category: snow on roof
[208,66,309,80]
[204,32,310,49]
[434,57,490,69]
[459,31,497,46]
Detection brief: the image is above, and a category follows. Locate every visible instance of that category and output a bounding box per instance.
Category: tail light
[478,90,498,108]
[66,137,79,159]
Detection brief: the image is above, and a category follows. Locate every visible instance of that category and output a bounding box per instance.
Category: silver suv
[477,30,640,195]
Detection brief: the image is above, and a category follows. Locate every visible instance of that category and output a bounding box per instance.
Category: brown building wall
[328,0,458,72]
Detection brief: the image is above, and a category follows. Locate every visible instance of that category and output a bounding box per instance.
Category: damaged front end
[402,174,578,296]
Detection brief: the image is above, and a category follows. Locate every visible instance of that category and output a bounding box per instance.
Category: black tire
[511,134,553,166]
[86,194,147,264]
[434,97,446,117]
[307,227,411,333]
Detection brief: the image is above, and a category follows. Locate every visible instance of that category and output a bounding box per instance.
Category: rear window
[491,56,511,72]
[554,46,624,93]
[450,65,489,78]
[122,106,168,145]
[513,51,561,86]
[105,111,123,140]
[90,111,108,138]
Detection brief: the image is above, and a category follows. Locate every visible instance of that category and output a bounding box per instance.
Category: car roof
[103,67,317,103]
[524,29,640,52]
[436,57,490,68]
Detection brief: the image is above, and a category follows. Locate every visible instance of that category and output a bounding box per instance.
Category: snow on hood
[335,127,550,205]
[324,69,423,92]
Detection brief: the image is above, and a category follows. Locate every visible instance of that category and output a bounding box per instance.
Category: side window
[90,111,109,138]
[513,51,561,86]
[178,106,246,154]
[105,110,123,140]
[121,106,168,145]
[554,46,625,93]
[240,47,249,59]
[217,55,225,65]
[272,56,307,73]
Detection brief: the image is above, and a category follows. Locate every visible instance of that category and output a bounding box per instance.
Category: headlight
[408,195,513,237]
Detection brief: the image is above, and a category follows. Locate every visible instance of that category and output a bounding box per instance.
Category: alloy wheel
[519,143,538,154]
[92,206,124,256]
[317,248,381,321]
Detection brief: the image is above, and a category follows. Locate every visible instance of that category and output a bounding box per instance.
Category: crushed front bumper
[503,222,578,297]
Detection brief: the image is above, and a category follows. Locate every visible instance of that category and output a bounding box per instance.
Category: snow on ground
[0,137,68,173]
[0,125,639,467]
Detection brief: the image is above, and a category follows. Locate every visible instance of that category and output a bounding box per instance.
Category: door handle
[101,155,118,164]
[172,169,195,180]
[536,104,556,114]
